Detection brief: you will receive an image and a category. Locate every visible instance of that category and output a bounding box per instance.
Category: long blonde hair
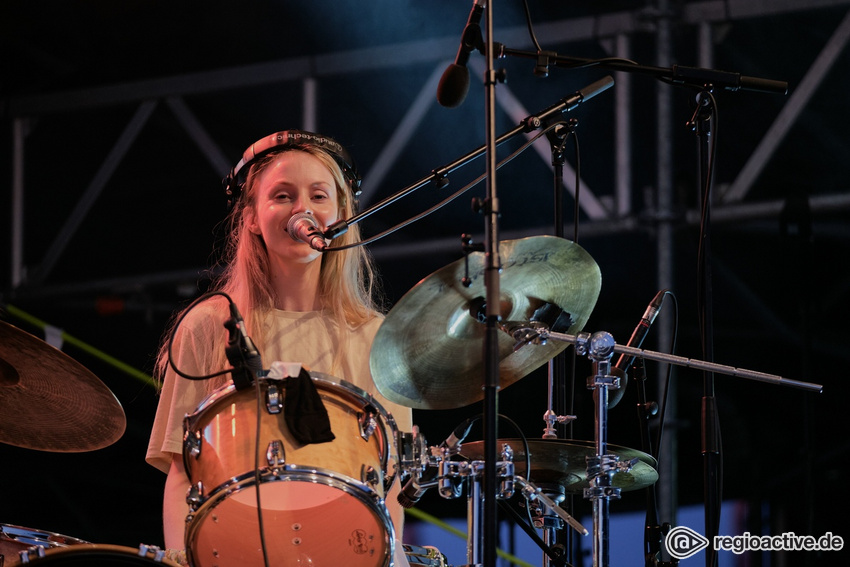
[154,144,381,389]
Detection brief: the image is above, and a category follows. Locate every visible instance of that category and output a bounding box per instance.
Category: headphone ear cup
[222,173,240,209]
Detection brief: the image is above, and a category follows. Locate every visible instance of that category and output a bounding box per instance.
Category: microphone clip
[224,314,263,391]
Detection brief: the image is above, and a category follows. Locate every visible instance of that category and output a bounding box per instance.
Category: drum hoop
[14,543,180,565]
[0,523,88,547]
[183,371,400,464]
[191,463,392,516]
[189,371,391,417]
[186,473,396,565]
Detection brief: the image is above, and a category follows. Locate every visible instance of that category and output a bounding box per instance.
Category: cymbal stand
[517,478,588,567]
[576,331,635,567]
[434,440,586,567]
[511,326,823,567]
[438,444,516,567]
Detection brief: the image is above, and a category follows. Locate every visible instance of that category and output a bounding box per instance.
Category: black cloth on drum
[285,368,335,444]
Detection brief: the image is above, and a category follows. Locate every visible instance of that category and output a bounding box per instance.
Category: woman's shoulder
[177,295,230,335]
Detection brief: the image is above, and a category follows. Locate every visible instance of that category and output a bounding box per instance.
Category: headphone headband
[222,130,361,207]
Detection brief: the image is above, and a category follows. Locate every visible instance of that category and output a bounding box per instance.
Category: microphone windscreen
[437,64,470,108]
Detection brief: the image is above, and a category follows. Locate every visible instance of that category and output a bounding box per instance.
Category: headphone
[222,130,362,208]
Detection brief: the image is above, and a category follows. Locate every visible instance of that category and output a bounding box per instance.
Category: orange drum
[16,544,180,565]
[0,524,86,566]
[182,372,399,567]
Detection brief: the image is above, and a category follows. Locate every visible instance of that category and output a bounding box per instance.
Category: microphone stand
[689,88,720,567]
[492,43,787,567]
[480,2,501,565]
[545,119,579,567]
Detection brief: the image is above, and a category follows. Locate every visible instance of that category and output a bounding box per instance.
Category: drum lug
[18,545,47,563]
[361,464,380,488]
[266,382,283,414]
[358,405,378,442]
[267,439,286,467]
[137,544,166,562]
[187,481,204,512]
[184,430,202,460]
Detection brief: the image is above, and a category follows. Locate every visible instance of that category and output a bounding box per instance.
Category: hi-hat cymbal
[371,236,601,410]
[460,438,658,493]
[0,321,126,452]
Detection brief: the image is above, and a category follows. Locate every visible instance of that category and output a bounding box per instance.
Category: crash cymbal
[371,236,601,410]
[0,321,126,452]
[460,438,658,493]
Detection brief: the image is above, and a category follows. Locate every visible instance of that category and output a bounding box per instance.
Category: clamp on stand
[438,444,516,567]
[575,331,636,567]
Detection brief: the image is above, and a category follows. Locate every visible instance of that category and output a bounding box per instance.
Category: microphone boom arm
[495,44,788,95]
[525,329,823,393]
[322,76,614,241]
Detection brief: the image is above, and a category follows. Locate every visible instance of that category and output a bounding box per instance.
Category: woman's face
[246,150,340,266]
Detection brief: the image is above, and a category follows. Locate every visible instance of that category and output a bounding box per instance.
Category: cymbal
[460,438,658,493]
[0,321,126,452]
[371,236,601,410]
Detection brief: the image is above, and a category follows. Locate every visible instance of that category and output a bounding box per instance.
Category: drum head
[188,478,393,567]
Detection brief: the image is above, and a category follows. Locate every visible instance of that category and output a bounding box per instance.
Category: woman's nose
[290,196,312,215]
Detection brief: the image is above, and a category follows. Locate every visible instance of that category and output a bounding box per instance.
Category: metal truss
[7,0,850,294]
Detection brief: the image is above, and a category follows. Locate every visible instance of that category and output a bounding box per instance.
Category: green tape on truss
[5,303,156,388]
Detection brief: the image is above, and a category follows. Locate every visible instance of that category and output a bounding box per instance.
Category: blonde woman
[146,131,413,566]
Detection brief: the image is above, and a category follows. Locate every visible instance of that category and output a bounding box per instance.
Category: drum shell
[182,374,398,567]
[182,374,396,502]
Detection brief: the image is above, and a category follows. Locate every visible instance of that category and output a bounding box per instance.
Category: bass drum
[183,372,399,567]
[16,544,180,565]
[0,524,86,567]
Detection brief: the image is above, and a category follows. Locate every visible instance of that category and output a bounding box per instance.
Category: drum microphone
[608,289,667,408]
[224,301,263,391]
[398,417,477,508]
[436,0,485,108]
[398,465,439,509]
[287,212,328,251]
[439,416,476,454]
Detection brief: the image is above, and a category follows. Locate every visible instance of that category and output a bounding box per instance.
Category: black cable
[651,290,679,462]
[252,376,271,567]
[520,0,543,53]
[166,289,271,566]
[166,291,234,381]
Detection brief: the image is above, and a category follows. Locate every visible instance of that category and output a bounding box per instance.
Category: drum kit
[1,214,824,567]
[1,233,668,567]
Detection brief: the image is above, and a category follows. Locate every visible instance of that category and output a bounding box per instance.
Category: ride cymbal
[370,236,601,410]
[460,438,658,493]
[0,321,126,452]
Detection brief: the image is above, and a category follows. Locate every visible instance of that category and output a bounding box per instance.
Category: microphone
[398,417,476,508]
[436,0,485,108]
[608,289,667,408]
[286,212,328,251]
[224,302,263,391]
[439,416,476,454]
[398,465,439,509]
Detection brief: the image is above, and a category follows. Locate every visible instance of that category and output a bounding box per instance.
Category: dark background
[2,1,848,564]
